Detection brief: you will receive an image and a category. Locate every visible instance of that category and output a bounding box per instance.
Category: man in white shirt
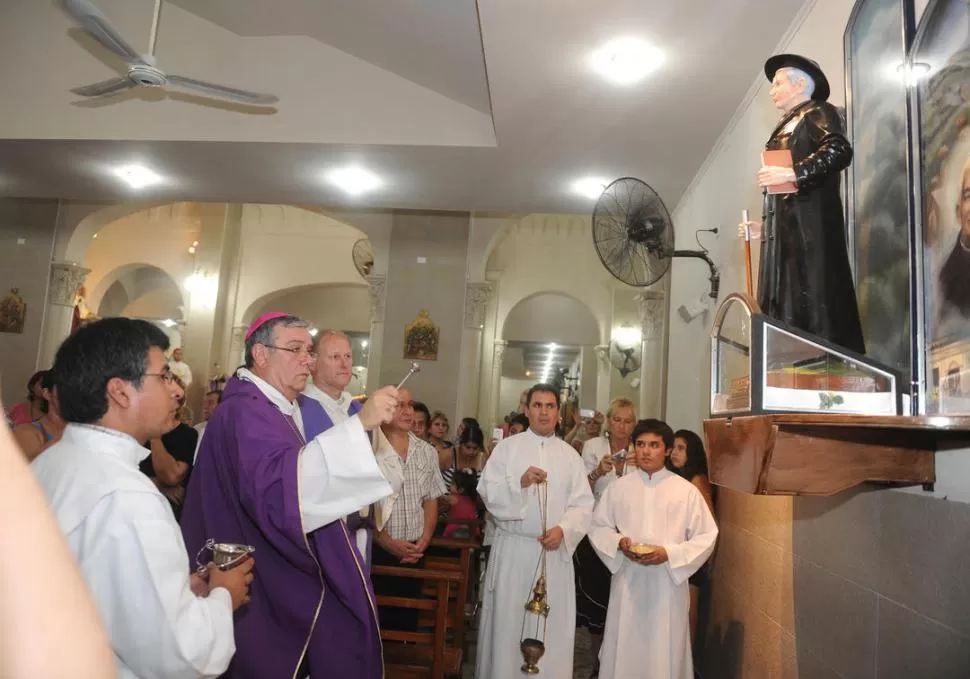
[476,383,595,679]
[589,419,718,679]
[31,317,252,679]
[371,387,448,629]
[168,346,193,389]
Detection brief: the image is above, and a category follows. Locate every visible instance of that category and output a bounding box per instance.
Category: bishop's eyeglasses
[263,344,318,360]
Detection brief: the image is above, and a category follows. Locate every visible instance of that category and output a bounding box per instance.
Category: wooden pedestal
[703,414,970,496]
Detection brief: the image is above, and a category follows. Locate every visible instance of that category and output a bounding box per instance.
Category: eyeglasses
[263,344,317,360]
[145,370,176,384]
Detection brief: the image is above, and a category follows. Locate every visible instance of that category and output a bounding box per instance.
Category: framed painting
[912,0,970,413]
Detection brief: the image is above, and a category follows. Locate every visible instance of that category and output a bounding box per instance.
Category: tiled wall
[701,487,970,678]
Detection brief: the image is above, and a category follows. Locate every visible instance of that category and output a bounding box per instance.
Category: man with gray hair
[182,312,400,679]
[742,54,865,354]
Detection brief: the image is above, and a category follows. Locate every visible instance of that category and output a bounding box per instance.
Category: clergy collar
[637,466,672,483]
[237,367,297,416]
[304,381,351,409]
[64,423,149,466]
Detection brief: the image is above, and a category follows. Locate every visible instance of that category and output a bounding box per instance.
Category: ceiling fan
[61,0,279,106]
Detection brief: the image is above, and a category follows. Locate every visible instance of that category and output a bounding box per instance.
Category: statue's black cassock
[758,99,866,355]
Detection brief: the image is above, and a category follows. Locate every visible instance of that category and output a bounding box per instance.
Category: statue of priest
[742,54,865,354]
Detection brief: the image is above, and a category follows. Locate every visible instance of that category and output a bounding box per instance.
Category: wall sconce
[184,269,218,309]
[611,326,642,351]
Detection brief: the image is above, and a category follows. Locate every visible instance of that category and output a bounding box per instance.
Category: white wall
[666,0,857,433]
[499,378,533,420]
[236,205,368,323]
[82,203,200,313]
[251,284,371,333]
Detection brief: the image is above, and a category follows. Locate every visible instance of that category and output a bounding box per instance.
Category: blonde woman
[574,397,637,679]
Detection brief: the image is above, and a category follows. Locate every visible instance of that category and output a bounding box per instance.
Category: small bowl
[628,543,657,556]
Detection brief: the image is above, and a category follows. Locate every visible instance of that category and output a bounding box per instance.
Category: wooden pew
[373,565,463,679]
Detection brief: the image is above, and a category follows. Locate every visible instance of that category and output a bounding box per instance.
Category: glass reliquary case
[710,294,903,417]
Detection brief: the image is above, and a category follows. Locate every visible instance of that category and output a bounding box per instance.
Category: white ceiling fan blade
[63,0,145,63]
[167,75,278,105]
[70,77,136,97]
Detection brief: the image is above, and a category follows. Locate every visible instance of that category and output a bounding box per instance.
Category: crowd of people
[3,311,718,679]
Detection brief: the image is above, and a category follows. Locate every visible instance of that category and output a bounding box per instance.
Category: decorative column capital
[492,338,509,360]
[464,282,493,329]
[47,261,90,307]
[635,290,666,341]
[367,274,387,324]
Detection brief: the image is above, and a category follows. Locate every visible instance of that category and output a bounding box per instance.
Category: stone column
[228,325,247,370]
[594,343,611,411]
[365,274,387,390]
[37,261,90,369]
[636,290,666,419]
[488,339,508,430]
[456,282,492,420]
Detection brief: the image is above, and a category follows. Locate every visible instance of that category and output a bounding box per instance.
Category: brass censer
[520,479,550,674]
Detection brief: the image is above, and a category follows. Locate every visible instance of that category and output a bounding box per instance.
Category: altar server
[32,317,250,679]
[590,419,718,679]
[181,312,398,679]
[476,383,594,679]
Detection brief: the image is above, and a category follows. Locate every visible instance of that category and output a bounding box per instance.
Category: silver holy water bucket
[195,538,255,572]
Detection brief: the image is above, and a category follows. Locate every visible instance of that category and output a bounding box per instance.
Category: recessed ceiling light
[161,318,177,328]
[113,164,162,189]
[571,177,610,200]
[590,37,664,86]
[326,166,382,196]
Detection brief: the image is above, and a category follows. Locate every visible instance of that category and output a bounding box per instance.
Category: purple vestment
[182,377,382,679]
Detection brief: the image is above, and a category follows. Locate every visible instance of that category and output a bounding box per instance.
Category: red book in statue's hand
[761,149,798,194]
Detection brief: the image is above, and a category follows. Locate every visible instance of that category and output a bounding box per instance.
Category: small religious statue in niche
[0,288,26,334]
[404,309,439,360]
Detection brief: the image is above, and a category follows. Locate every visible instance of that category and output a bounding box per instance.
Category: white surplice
[476,429,595,679]
[302,380,373,556]
[31,424,235,679]
[238,368,392,532]
[590,468,718,679]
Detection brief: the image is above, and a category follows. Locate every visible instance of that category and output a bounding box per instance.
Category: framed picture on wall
[403,309,439,360]
[843,0,915,379]
[913,0,970,413]
[0,289,26,334]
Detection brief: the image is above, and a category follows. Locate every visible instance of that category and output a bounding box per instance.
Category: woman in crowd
[668,428,716,648]
[441,420,485,493]
[574,398,637,678]
[429,410,453,470]
[12,371,64,461]
[6,371,48,427]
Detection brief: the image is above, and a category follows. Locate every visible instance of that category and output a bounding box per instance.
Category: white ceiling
[0,0,807,213]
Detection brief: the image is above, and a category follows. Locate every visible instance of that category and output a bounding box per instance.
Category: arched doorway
[497,291,600,426]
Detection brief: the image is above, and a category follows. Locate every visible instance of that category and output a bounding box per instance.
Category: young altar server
[589,418,718,679]
[181,312,400,679]
[32,317,252,678]
[476,383,594,679]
